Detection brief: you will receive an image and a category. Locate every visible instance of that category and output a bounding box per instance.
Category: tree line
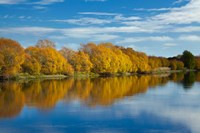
[0,38,199,78]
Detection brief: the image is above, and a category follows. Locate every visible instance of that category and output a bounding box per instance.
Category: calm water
[0,72,200,133]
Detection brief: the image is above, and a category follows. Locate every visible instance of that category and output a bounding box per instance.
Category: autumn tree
[36,39,56,48]
[59,47,76,61]
[148,56,163,70]
[25,46,73,75]
[160,57,170,67]
[60,48,93,73]
[81,43,118,74]
[121,48,150,73]
[169,60,184,70]
[120,48,139,72]
[136,52,150,72]
[195,57,200,70]
[70,51,93,73]
[22,54,41,75]
[100,44,132,73]
[0,38,25,77]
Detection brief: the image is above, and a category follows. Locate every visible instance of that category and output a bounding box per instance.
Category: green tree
[181,50,195,69]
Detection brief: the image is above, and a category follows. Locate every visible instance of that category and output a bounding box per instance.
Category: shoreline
[0,69,196,81]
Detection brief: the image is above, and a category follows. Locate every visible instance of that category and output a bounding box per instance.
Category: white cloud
[130,0,200,33]
[117,36,173,44]
[0,15,33,20]
[33,0,64,5]
[178,35,200,41]
[0,26,154,40]
[52,18,112,25]
[151,0,200,25]
[33,6,47,10]
[0,0,64,5]
[0,27,58,36]
[0,26,146,34]
[52,15,141,25]
[0,0,25,4]
[85,0,107,2]
[78,12,120,16]
[133,8,173,12]
[173,0,190,5]
[90,34,119,41]
[114,15,141,21]
[19,16,25,19]
[173,26,200,32]
[163,43,177,47]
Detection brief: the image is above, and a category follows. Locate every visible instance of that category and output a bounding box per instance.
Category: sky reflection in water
[0,72,199,133]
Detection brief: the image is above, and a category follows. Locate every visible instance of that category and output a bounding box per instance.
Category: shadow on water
[0,72,200,118]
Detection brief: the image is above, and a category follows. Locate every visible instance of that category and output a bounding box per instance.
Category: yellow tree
[70,51,93,73]
[148,56,162,70]
[25,46,73,75]
[120,48,139,72]
[101,44,132,73]
[22,54,41,75]
[60,48,93,73]
[121,48,150,73]
[0,38,25,77]
[59,47,76,61]
[195,57,200,70]
[82,43,120,74]
[136,52,150,72]
[169,60,184,70]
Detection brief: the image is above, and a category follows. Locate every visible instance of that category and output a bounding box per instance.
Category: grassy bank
[11,72,99,80]
[14,73,68,80]
[0,68,196,81]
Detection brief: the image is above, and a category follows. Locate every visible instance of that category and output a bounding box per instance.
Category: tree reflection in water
[0,72,199,118]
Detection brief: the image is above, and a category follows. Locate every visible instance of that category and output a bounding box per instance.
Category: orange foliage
[60,48,93,73]
[25,46,74,75]
[22,54,41,75]
[0,38,25,77]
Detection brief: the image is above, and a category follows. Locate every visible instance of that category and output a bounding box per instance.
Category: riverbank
[6,72,99,80]
[0,69,196,81]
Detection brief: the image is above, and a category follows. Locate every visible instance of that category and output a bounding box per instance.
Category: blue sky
[0,0,200,57]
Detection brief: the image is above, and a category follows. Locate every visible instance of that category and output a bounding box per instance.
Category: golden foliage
[22,54,41,75]
[60,48,93,73]
[195,57,200,70]
[169,60,184,70]
[121,48,150,72]
[25,46,74,75]
[0,38,25,77]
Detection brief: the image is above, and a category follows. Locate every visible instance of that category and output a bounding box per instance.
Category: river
[0,72,199,133]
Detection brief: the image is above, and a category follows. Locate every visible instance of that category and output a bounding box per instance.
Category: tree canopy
[181,50,195,69]
[0,38,198,78]
[0,38,25,77]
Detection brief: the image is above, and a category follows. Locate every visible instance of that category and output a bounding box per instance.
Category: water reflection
[182,72,196,89]
[0,72,199,118]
